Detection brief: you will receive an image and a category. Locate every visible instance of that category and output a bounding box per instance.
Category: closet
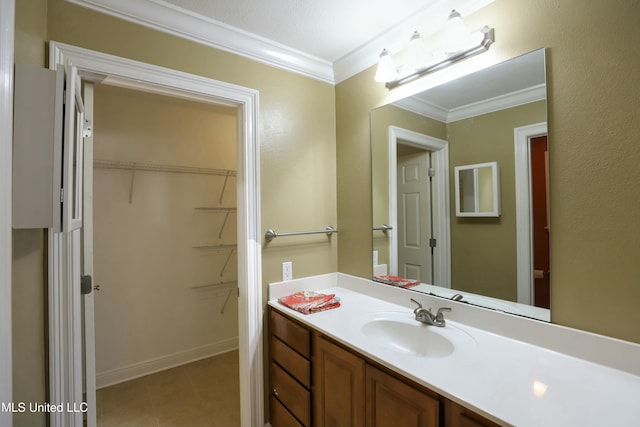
[91,83,239,388]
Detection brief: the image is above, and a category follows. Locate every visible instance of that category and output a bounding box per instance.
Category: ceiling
[68,0,495,83]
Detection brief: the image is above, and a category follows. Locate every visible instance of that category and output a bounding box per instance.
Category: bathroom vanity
[268,273,640,427]
[270,307,499,427]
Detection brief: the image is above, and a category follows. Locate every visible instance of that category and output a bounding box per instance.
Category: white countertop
[268,273,640,427]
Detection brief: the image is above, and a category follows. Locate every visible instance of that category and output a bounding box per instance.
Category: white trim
[49,41,263,427]
[448,84,546,122]
[0,0,14,424]
[82,81,97,427]
[388,126,451,288]
[65,0,334,83]
[393,84,546,123]
[96,340,239,389]
[514,122,547,305]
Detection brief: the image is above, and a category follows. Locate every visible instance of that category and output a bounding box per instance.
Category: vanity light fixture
[375,10,495,89]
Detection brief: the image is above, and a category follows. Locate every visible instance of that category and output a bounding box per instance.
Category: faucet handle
[435,307,451,322]
[410,298,424,313]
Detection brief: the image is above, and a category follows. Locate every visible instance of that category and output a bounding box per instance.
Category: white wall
[92,84,239,387]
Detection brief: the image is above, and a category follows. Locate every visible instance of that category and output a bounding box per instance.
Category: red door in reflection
[531,136,550,308]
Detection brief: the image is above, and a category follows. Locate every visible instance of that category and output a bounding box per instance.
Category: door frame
[514,122,548,305]
[388,126,451,287]
[48,42,263,427]
[0,0,15,424]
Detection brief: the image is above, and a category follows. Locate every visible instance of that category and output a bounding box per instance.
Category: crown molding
[447,84,547,122]
[66,0,335,83]
[393,84,547,123]
[392,96,449,122]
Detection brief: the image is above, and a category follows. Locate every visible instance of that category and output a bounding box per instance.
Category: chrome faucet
[410,299,451,327]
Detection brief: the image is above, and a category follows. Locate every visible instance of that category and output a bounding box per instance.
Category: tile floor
[96,350,241,427]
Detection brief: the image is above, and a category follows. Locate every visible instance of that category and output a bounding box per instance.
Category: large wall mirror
[371,48,550,321]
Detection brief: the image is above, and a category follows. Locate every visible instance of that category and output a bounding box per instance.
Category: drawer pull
[273,388,279,397]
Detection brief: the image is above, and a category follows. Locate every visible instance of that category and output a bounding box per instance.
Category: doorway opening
[387,126,451,288]
[89,83,240,425]
[48,41,262,427]
[514,122,549,308]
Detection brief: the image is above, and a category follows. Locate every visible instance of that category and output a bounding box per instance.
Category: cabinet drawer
[271,396,304,427]
[271,363,311,426]
[270,308,310,357]
[271,336,311,388]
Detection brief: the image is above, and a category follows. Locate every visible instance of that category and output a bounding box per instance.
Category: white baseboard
[96,338,238,389]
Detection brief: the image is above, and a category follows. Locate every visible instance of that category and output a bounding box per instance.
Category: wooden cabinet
[313,334,438,427]
[366,364,439,427]
[313,334,365,427]
[268,307,504,427]
[269,308,311,427]
[445,400,502,427]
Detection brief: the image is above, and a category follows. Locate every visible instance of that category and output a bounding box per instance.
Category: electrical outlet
[282,261,293,281]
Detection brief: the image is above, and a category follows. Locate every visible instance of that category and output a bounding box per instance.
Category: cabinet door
[444,400,502,427]
[313,335,365,427]
[366,365,439,427]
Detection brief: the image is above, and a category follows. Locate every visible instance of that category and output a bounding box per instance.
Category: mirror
[454,162,500,217]
[371,49,550,321]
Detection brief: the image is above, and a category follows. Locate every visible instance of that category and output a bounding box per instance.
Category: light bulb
[445,9,470,54]
[374,49,397,83]
[407,31,427,72]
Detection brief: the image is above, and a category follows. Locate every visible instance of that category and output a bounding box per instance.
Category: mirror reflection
[371,48,550,321]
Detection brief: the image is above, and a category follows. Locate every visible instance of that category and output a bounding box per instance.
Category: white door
[397,150,433,283]
[48,61,87,427]
[81,82,97,427]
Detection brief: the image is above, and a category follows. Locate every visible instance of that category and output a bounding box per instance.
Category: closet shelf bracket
[195,207,237,239]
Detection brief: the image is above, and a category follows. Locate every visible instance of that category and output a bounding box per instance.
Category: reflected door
[531,136,550,308]
[397,151,433,283]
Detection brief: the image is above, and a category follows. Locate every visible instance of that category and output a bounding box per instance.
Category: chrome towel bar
[373,224,393,232]
[265,226,337,242]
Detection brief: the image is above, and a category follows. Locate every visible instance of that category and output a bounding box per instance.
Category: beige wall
[92,85,239,385]
[337,0,640,343]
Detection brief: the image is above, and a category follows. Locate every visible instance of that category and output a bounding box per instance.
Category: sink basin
[360,311,476,358]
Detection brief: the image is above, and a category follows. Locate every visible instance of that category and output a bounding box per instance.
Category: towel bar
[265,226,337,242]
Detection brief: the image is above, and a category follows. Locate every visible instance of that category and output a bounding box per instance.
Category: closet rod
[94,159,236,177]
[265,226,337,242]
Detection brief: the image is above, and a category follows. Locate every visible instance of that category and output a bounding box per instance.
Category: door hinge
[429,238,437,248]
[60,188,64,203]
[427,168,435,177]
[83,119,93,138]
